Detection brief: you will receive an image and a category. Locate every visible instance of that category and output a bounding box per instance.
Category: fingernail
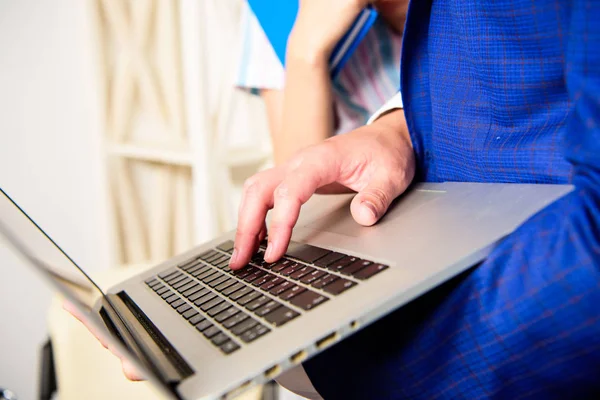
[265,242,274,260]
[361,201,378,219]
[230,248,239,265]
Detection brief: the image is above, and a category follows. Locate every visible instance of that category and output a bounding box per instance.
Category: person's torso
[332,18,403,135]
[401,0,574,183]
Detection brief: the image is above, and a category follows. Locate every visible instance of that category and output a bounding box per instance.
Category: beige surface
[47,266,262,399]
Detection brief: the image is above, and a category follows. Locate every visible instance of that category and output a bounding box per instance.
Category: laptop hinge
[100,293,194,386]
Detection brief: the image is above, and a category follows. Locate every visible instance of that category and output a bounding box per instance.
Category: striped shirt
[236,3,403,136]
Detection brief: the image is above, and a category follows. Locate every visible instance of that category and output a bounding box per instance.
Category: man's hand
[230,108,415,269]
[63,302,145,381]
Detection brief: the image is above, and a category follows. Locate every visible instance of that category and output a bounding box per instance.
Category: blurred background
[0,0,276,398]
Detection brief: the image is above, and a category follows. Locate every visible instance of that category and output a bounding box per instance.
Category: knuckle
[242,175,262,196]
[274,183,290,200]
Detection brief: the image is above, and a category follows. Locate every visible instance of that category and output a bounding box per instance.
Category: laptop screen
[0,188,106,309]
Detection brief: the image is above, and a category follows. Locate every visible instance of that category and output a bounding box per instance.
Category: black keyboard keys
[279,285,306,301]
[220,340,240,354]
[313,252,345,267]
[300,269,327,284]
[222,313,249,329]
[264,306,299,327]
[353,263,389,280]
[255,300,282,317]
[290,265,314,280]
[217,240,235,253]
[211,332,230,346]
[327,256,359,272]
[214,307,240,323]
[231,318,259,336]
[339,260,372,276]
[311,274,339,289]
[322,278,356,295]
[207,302,231,317]
[285,242,331,263]
[240,324,270,343]
[290,290,329,311]
[245,295,270,311]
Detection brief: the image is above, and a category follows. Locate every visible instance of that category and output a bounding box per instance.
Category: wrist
[286,29,331,68]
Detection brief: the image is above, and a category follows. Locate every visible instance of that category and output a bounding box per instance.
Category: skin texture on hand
[230,108,415,269]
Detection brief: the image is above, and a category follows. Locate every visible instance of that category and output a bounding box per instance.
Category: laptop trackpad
[303,190,445,238]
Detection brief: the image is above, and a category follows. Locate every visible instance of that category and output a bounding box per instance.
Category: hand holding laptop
[230,108,414,269]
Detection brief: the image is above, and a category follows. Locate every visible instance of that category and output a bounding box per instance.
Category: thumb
[350,177,401,226]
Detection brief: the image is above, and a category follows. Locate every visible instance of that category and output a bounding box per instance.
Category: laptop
[0,182,572,399]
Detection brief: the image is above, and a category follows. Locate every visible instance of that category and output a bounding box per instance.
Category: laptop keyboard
[144,240,388,355]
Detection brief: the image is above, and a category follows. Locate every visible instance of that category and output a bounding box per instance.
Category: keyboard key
[327,256,359,272]
[322,278,356,295]
[229,286,254,301]
[280,263,302,276]
[172,277,193,290]
[204,253,222,264]
[176,280,197,293]
[231,318,259,336]
[211,332,230,346]
[176,303,192,314]
[195,319,213,332]
[179,258,200,270]
[222,282,244,296]
[339,260,372,276]
[279,285,307,301]
[244,270,266,283]
[217,240,235,253]
[199,250,217,260]
[255,300,282,317]
[290,291,329,311]
[156,286,170,296]
[158,269,178,279]
[208,301,231,317]
[189,314,204,325]
[252,273,275,287]
[215,278,237,292]
[188,288,210,302]
[240,324,270,343]
[245,295,270,311]
[145,278,160,287]
[285,242,331,263]
[271,259,293,272]
[290,266,315,280]
[208,275,230,288]
[182,308,199,319]
[261,276,284,291]
[182,284,202,298]
[220,340,240,354]
[270,280,294,296]
[171,299,186,309]
[232,267,254,279]
[215,259,230,269]
[211,255,229,266]
[167,274,187,286]
[191,265,212,277]
[311,274,339,289]
[353,263,389,280]
[161,290,175,299]
[193,292,216,307]
[203,325,221,339]
[264,306,299,327]
[222,266,232,274]
[165,294,180,304]
[201,297,224,312]
[214,306,240,323]
[196,269,217,281]
[237,291,262,306]
[222,312,249,329]
[251,250,265,263]
[202,272,222,285]
[314,252,346,267]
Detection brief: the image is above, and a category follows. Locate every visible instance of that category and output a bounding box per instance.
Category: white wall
[0,1,111,398]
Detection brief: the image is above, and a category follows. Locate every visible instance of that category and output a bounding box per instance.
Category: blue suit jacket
[304,0,600,398]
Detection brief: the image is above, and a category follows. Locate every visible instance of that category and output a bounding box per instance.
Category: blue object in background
[247,0,378,79]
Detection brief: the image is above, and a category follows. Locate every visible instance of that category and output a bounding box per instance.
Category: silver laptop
[0,182,572,399]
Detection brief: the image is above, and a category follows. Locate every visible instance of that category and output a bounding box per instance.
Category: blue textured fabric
[303,0,600,398]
